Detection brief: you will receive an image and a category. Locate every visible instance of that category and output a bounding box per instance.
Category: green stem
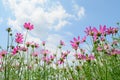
[24,30,28,46]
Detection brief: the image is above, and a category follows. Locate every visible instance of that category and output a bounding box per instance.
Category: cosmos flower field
[0,22,120,80]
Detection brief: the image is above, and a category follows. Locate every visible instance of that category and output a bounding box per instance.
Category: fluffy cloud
[2,0,85,52]
[46,34,64,51]
[3,0,72,34]
[73,3,85,20]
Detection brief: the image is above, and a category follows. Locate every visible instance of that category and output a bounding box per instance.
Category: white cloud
[46,34,64,51]
[3,0,72,33]
[77,7,85,19]
[2,0,85,54]
[73,3,85,20]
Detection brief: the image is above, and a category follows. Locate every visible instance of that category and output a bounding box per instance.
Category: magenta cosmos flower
[15,33,23,44]
[12,46,19,55]
[70,36,80,50]
[24,22,34,30]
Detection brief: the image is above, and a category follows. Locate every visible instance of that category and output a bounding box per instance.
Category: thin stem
[24,30,28,46]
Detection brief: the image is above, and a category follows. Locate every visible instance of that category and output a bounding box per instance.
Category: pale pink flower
[24,22,34,30]
[61,50,70,59]
[26,42,32,47]
[34,43,39,48]
[32,52,39,57]
[60,40,65,46]
[70,36,80,50]
[104,44,109,50]
[111,49,120,55]
[100,37,105,41]
[112,40,118,45]
[88,54,95,60]
[50,55,55,61]
[42,57,50,64]
[19,46,28,52]
[74,53,86,60]
[42,41,46,46]
[57,58,64,64]
[0,50,7,57]
[97,46,103,51]
[41,49,50,56]
[81,36,86,43]
[27,41,39,48]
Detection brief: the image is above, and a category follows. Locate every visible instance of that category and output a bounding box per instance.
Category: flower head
[15,33,23,44]
[42,41,46,46]
[70,36,80,50]
[84,26,94,36]
[12,46,19,55]
[0,50,7,57]
[24,22,34,30]
[87,54,95,60]
[41,49,50,56]
[60,40,65,46]
[32,52,39,57]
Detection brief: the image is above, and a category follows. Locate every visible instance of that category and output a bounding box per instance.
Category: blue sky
[0,0,120,50]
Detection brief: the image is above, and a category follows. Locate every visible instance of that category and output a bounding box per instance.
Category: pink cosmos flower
[93,35,98,42]
[50,55,55,61]
[41,49,50,56]
[100,37,105,41]
[42,41,46,46]
[24,22,34,30]
[12,46,19,55]
[42,57,50,64]
[26,42,32,47]
[71,43,78,50]
[111,49,120,55]
[60,40,65,46]
[74,53,86,60]
[0,50,7,57]
[81,36,86,43]
[57,58,64,64]
[70,36,80,50]
[87,54,95,60]
[15,33,23,44]
[19,46,28,52]
[32,52,39,57]
[97,46,103,51]
[92,25,106,36]
[34,43,39,48]
[99,25,106,36]
[26,41,39,48]
[92,27,99,36]
[104,44,109,50]
[84,26,94,36]
[106,27,118,35]
[61,50,70,59]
